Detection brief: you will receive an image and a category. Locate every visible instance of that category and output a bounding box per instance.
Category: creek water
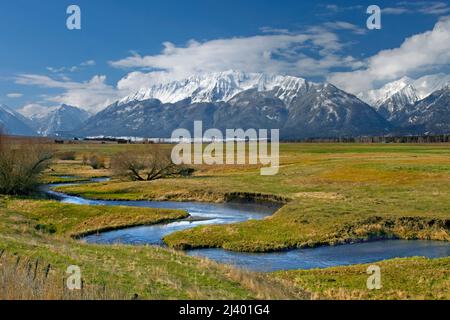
[45,178,450,272]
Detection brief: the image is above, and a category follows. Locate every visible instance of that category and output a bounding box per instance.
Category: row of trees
[286,134,450,143]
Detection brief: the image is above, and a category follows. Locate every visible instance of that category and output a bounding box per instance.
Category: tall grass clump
[0,131,53,195]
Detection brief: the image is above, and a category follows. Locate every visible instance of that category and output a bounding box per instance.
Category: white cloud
[15,22,370,111]
[259,27,291,35]
[421,2,450,15]
[80,60,96,67]
[384,1,450,15]
[112,29,360,92]
[16,28,362,111]
[15,74,120,112]
[46,60,96,74]
[383,7,411,15]
[22,15,450,110]
[6,93,23,98]
[328,15,450,93]
[323,21,367,35]
[321,4,363,13]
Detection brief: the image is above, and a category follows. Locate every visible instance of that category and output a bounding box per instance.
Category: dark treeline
[284,134,450,143]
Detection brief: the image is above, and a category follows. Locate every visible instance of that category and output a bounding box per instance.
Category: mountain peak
[358,77,415,107]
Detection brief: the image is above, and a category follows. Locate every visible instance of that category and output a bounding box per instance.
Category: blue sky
[1,0,450,112]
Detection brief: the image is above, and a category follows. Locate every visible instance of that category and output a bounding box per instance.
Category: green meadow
[1,142,449,299]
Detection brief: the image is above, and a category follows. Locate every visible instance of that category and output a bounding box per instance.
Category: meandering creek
[45,178,450,272]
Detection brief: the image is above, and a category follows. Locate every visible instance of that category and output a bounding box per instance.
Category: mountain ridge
[119,70,310,107]
[80,80,391,139]
[0,104,36,136]
[18,104,91,137]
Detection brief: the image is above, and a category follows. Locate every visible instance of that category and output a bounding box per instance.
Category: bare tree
[111,145,193,181]
[0,129,54,195]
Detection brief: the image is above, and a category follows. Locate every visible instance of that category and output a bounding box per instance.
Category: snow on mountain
[18,104,91,136]
[406,85,450,134]
[357,77,416,107]
[18,104,59,121]
[358,74,450,108]
[119,70,309,107]
[0,104,36,136]
[412,74,450,99]
[357,73,450,126]
[81,79,390,139]
[282,83,391,139]
[373,84,419,125]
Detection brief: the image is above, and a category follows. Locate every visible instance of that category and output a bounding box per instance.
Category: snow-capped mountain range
[119,70,310,108]
[81,72,391,139]
[1,70,450,138]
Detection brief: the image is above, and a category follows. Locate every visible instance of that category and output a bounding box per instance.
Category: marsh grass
[48,143,450,252]
[5,199,189,237]
[274,256,450,300]
[0,251,125,300]
[0,197,305,300]
[3,142,447,300]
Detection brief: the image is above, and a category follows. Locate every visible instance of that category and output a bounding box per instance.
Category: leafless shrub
[0,130,53,195]
[111,145,193,181]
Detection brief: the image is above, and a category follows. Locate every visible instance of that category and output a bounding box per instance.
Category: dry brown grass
[0,251,125,300]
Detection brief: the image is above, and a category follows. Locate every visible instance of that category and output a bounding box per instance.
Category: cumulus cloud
[112,29,361,92]
[15,74,120,112]
[328,15,450,93]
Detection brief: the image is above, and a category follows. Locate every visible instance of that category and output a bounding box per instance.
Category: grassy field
[5,199,189,237]
[0,196,304,299]
[274,257,450,300]
[56,144,450,252]
[1,142,450,299]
